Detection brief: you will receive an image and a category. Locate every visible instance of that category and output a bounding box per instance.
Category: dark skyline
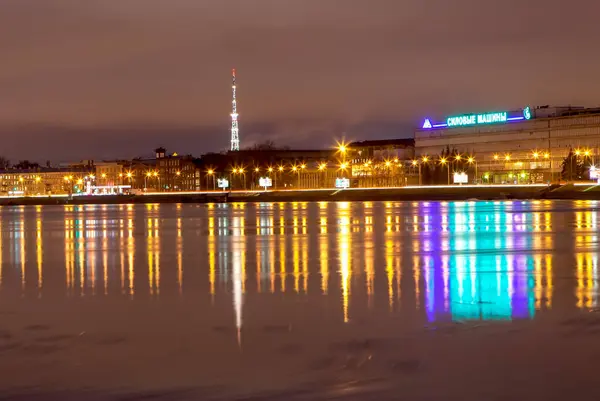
[2,0,600,162]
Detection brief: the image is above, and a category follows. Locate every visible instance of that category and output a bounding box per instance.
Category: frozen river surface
[0,200,598,400]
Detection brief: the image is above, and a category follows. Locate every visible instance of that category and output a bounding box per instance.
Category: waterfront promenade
[0,183,599,205]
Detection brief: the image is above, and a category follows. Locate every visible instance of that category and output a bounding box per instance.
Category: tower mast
[230,68,240,151]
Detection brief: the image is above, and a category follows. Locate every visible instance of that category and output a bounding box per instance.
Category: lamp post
[267,167,274,189]
[467,157,476,184]
[145,171,151,190]
[207,169,215,190]
[175,170,181,191]
[421,156,429,186]
[318,163,327,188]
[126,172,133,189]
[411,160,419,185]
[292,165,299,188]
[300,164,307,188]
[440,157,449,185]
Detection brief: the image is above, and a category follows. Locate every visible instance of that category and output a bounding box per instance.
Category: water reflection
[1,201,599,339]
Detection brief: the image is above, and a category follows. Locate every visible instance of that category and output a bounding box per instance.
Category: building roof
[349,138,415,148]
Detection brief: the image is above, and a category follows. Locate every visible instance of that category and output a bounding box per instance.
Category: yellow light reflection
[36,216,43,294]
[338,204,352,323]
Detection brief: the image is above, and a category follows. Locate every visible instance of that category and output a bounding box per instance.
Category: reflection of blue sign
[335,178,350,188]
[217,178,229,189]
[422,107,532,130]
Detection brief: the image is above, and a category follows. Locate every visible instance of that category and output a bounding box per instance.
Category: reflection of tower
[230,69,240,151]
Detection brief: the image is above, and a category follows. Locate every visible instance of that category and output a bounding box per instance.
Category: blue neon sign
[422,107,532,129]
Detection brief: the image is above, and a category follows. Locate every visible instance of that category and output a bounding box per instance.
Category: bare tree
[0,157,10,170]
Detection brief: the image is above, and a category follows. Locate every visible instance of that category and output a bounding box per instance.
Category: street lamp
[337,141,348,158]
[467,157,477,183]
[318,163,327,188]
[206,169,215,190]
[145,171,152,190]
[439,157,449,184]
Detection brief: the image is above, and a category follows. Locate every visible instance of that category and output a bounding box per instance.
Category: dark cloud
[1,0,599,161]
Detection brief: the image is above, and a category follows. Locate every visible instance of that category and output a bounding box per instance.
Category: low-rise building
[415,105,600,183]
[0,167,94,195]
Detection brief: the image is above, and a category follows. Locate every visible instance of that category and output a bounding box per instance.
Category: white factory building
[414,106,600,183]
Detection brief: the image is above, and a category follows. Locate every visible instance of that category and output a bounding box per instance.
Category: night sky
[2,0,600,162]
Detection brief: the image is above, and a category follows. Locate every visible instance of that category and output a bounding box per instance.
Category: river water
[0,200,599,400]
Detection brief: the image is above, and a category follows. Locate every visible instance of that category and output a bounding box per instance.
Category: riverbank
[0,183,599,206]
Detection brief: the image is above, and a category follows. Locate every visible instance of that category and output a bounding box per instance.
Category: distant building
[345,139,415,187]
[415,105,600,183]
[348,138,415,163]
[0,166,93,195]
[155,151,200,191]
[95,162,124,187]
[197,149,336,190]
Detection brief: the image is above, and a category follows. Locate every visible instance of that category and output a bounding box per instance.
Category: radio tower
[230,68,240,151]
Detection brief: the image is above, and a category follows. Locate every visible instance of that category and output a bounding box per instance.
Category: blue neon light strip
[507,117,525,121]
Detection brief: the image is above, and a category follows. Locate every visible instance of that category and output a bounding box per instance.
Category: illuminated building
[0,167,93,195]
[416,106,600,183]
[155,151,200,191]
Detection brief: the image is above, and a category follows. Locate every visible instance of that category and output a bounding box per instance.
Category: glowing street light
[176,171,181,176]
[254,167,259,173]
[543,153,550,159]
[101,173,107,179]
[493,154,499,161]
[126,172,133,179]
[532,152,539,159]
[505,154,511,161]
[292,166,298,172]
[300,164,306,170]
[467,157,477,183]
[439,157,450,184]
[385,161,391,167]
[318,163,327,171]
[268,167,274,173]
[422,156,429,163]
[278,166,284,172]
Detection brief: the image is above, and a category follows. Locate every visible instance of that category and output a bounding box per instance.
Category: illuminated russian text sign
[422,107,531,129]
